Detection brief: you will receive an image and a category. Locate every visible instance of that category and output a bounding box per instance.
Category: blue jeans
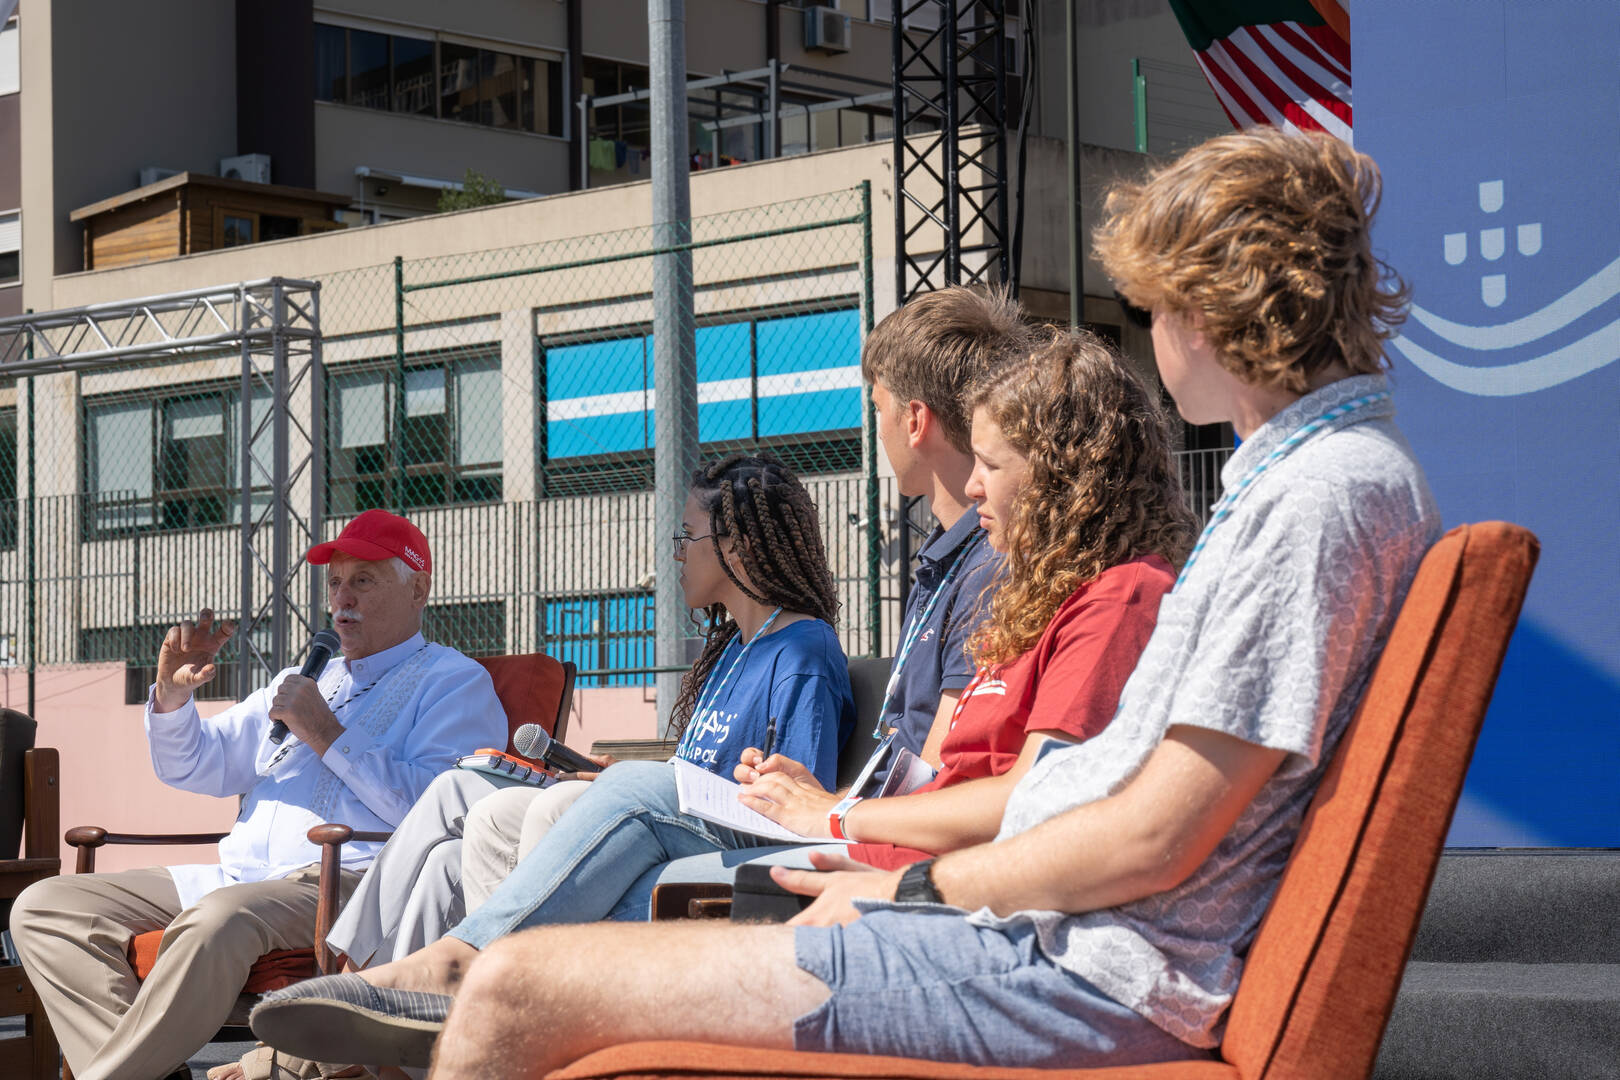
[449,760,784,947]
[794,909,1209,1067]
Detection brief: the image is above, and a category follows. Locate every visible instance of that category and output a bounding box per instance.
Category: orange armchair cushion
[477,652,574,762]
[128,929,315,993]
[550,1043,1238,1080]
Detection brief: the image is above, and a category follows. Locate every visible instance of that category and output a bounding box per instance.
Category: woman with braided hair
[252,455,857,1066]
[664,452,849,778]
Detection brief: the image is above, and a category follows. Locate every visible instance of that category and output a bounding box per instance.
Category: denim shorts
[792,908,1210,1069]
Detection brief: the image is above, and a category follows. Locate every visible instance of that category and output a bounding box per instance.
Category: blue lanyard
[875,526,985,737]
[677,606,783,756]
[1176,390,1390,588]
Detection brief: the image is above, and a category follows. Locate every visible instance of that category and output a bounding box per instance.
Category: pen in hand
[762,716,777,763]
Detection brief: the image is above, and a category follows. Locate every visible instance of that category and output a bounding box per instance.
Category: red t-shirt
[849,554,1175,870]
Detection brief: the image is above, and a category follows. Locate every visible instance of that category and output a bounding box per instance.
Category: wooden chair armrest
[64,826,231,874]
[650,882,733,921]
[687,897,733,918]
[309,823,393,974]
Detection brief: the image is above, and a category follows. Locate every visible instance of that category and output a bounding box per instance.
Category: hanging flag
[1168,0,1352,143]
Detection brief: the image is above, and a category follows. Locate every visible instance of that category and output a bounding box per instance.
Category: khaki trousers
[10,864,359,1080]
[324,773,591,968]
[461,779,591,908]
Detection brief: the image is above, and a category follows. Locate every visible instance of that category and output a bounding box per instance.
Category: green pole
[24,312,36,718]
[859,181,880,658]
[1133,58,1149,154]
[393,255,406,514]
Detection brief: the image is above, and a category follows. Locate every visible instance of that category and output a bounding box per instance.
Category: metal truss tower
[889,1,1012,607]
[0,279,325,701]
[891,0,1012,303]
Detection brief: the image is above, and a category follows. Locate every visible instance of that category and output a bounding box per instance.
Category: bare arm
[916,689,961,769]
[832,727,1068,851]
[778,725,1287,924]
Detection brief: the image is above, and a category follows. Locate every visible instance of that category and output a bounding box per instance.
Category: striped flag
[1168,0,1352,143]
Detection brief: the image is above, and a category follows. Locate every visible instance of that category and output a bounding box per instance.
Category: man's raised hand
[155,608,236,712]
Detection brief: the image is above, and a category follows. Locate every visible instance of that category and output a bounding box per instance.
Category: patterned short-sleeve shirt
[964,373,1441,1047]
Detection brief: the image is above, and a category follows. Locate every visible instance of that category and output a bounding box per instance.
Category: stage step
[1375,850,1620,1080]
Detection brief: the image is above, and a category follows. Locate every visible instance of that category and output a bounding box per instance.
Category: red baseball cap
[307,509,432,573]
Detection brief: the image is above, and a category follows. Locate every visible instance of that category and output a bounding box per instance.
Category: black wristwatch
[894,858,943,904]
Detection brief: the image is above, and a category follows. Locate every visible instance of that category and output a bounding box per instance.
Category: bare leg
[428,922,827,1079]
[347,936,480,996]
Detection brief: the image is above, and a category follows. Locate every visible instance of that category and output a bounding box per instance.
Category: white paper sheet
[672,757,853,844]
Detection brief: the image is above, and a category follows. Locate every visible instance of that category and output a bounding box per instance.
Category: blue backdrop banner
[1358,0,1620,844]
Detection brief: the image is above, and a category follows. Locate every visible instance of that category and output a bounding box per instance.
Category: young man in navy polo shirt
[855,288,1026,763]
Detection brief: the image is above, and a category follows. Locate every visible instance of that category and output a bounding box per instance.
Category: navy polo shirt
[882,507,1001,756]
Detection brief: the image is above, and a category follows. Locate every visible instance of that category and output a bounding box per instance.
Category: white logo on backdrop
[1391,179,1620,397]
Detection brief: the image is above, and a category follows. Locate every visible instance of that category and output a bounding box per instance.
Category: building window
[314,21,562,136]
[543,592,653,687]
[328,354,504,515]
[221,213,255,248]
[0,211,19,286]
[83,386,272,537]
[422,600,506,657]
[541,307,863,496]
[158,395,231,528]
[583,58,652,186]
[0,17,18,97]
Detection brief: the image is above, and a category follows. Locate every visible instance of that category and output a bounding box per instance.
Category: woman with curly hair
[730,326,1197,867]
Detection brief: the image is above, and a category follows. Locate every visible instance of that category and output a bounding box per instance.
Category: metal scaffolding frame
[889,0,1011,605]
[0,278,325,705]
[891,0,1011,303]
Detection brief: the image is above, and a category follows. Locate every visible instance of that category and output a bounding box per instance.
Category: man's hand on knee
[775,853,903,927]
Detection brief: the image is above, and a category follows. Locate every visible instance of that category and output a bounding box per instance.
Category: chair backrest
[837,656,893,790]
[0,709,36,861]
[1221,522,1538,1080]
[474,653,578,761]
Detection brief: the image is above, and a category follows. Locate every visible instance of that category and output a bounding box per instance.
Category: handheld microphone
[512,723,602,776]
[270,629,342,744]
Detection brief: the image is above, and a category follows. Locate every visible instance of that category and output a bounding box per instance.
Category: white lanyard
[1177,390,1391,588]
[874,527,986,738]
[677,606,783,756]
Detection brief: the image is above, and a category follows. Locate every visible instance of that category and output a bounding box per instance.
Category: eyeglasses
[672,531,715,557]
[1113,290,1154,331]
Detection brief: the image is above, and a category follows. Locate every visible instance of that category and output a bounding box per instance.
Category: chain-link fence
[0,182,1233,709]
[0,281,325,703]
[0,187,899,704]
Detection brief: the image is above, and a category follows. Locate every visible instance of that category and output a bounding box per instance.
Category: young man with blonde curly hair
[254,127,1442,1075]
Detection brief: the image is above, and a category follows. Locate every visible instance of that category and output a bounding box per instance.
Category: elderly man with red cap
[10,510,507,1080]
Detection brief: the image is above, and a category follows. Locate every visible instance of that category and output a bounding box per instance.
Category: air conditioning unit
[219,153,273,185]
[137,166,181,188]
[805,6,851,53]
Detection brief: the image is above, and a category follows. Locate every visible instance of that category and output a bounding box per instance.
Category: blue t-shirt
[673,617,854,788]
[884,508,1001,756]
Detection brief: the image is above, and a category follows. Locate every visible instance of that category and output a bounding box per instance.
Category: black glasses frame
[672,531,716,557]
